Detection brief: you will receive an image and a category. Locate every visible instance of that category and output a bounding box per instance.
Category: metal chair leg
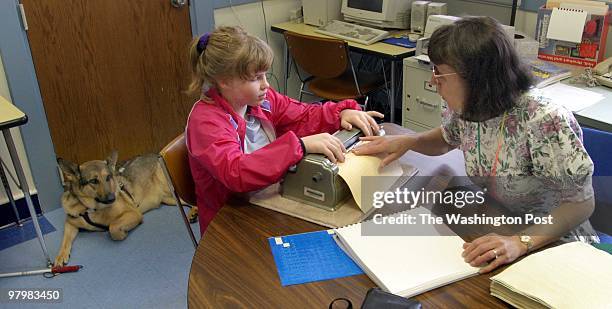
[158,156,197,249]
[299,82,305,102]
[3,129,51,266]
[0,160,22,226]
[381,59,391,106]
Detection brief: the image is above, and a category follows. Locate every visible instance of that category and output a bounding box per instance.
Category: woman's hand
[301,133,346,163]
[462,233,527,274]
[352,135,414,168]
[339,110,384,136]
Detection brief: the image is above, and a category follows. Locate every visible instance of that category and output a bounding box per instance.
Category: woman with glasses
[354,16,599,273]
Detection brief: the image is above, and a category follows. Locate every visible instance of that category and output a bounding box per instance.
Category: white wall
[442,0,515,25]
[213,0,304,99]
[0,54,37,205]
[212,1,612,101]
[443,2,612,59]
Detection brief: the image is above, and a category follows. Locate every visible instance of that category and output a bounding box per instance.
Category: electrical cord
[260,0,270,44]
[259,0,281,91]
[228,0,244,27]
[224,1,281,90]
[0,158,21,190]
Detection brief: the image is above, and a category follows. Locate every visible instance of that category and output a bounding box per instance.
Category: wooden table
[188,124,509,308]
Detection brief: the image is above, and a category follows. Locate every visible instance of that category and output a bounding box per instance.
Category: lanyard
[477,112,507,176]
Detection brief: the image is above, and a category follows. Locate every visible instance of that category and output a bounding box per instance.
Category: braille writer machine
[281,127,384,211]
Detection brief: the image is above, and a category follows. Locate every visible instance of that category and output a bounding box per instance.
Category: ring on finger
[492,249,499,259]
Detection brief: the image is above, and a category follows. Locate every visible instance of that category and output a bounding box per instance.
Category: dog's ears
[106,150,118,171]
[57,158,80,183]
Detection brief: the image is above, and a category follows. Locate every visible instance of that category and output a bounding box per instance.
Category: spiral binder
[557,7,585,12]
[546,7,588,43]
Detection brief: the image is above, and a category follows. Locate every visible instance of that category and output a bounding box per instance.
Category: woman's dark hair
[428,16,533,121]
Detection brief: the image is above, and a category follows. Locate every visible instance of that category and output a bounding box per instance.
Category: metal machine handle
[170,0,187,8]
[417,98,438,110]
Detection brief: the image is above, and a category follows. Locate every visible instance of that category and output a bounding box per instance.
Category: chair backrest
[582,127,612,235]
[160,133,197,205]
[583,127,612,177]
[284,31,350,79]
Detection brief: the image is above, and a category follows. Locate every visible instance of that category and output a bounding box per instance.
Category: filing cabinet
[402,56,444,132]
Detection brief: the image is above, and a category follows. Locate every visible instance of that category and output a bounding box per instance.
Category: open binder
[333,207,479,297]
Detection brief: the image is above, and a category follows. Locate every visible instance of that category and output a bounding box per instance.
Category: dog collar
[119,182,134,201]
[118,182,138,207]
[80,212,109,231]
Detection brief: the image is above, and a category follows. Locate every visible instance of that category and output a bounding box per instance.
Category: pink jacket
[186,87,360,235]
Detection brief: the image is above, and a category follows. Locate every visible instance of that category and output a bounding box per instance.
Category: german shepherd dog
[55,151,197,266]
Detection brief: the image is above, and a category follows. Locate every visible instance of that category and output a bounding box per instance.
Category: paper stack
[490,241,612,308]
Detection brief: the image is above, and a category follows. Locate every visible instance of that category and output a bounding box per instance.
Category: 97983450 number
[1,288,62,303]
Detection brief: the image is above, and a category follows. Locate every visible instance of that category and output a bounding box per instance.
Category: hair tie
[196,33,210,54]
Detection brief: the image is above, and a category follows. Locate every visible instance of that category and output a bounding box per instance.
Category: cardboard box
[535,6,610,67]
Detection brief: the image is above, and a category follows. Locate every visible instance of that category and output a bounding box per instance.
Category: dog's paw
[109,228,127,241]
[54,252,70,267]
[188,207,198,223]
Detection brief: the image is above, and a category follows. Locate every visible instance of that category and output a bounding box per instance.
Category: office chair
[159,133,198,248]
[582,127,612,241]
[283,31,386,107]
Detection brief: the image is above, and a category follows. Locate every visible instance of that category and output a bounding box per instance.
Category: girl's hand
[352,135,414,168]
[339,110,384,136]
[301,133,346,163]
[462,233,527,274]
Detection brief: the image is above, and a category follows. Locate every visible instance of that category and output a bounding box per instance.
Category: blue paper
[268,230,364,286]
[381,37,416,48]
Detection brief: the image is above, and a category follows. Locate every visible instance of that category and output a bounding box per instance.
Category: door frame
[0,0,215,212]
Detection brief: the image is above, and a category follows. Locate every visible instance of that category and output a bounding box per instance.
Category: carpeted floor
[0,205,200,308]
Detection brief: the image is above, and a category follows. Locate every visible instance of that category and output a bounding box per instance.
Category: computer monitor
[341,0,413,29]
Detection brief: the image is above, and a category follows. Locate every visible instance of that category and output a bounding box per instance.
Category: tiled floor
[0,205,200,308]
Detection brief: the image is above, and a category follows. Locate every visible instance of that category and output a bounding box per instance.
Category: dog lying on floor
[54,151,197,266]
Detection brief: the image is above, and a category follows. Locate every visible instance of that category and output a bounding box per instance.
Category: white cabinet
[402,56,444,132]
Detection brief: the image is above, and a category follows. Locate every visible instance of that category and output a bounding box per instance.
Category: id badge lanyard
[477,112,508,196]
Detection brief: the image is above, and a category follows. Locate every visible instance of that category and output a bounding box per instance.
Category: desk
[576,101,612,132]
[271,22,416,124]
[571,83,612,132]
[0,96,51,266]
[188,124,509,308]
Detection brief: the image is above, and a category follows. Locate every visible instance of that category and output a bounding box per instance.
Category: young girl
[186,26,382,234]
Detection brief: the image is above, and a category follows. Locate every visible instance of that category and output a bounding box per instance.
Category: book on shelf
[333,207,479,298]
[490,241,612,308]
[528,59,572,88]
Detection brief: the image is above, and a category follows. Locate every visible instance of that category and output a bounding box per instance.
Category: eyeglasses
[431,65,458,82]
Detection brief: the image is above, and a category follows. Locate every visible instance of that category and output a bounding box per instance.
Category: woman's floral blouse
[441,90,599,243]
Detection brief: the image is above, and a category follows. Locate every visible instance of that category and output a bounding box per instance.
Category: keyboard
[314,20,391,45]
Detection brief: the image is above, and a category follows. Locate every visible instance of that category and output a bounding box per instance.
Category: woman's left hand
[339,110,384,136]
[462,233,527,274]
